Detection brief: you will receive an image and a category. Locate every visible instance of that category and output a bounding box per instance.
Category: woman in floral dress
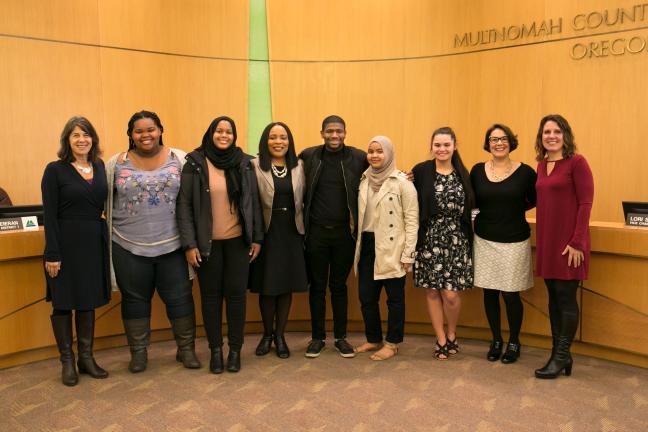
[412,127,474,360]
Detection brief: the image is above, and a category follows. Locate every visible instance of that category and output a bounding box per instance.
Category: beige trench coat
[353,170,419,280]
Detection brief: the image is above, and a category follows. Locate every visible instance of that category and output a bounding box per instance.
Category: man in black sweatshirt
[299,115,368,358]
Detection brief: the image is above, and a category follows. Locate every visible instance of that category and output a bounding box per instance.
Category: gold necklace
[489,159,512,181]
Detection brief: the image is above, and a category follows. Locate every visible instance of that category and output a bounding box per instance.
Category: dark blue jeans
[112,242,194,320]
[358,233,405,344]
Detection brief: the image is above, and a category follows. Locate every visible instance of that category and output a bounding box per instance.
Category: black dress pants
[306,223,355,340]
[358,233,405,344]
[197,236,249,351]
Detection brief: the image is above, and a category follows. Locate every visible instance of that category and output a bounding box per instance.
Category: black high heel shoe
[535,337,573,379]
[274,335,290,359]
[209,347,224,374]
[227,350,241,372]
[501,342,521,364]
[487,340,503,362]
[255,335,273,356]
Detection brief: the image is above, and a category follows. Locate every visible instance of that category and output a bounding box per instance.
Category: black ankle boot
[535,337,573,379]
[171,315,201,369]
[255,335,273,356]
[209,347,224,374]
[227,350,241,372]
[123,317,150,373]
[75,310,109,379]
[274,334,290,359]
[501,342,521,364]
[487,340,503,362]
[51,314,78,386]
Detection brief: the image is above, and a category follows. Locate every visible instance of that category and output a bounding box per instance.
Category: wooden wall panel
[0,38,104,205]
[97,0,248,58]
[98,49,249,158]
[0,0,99,43]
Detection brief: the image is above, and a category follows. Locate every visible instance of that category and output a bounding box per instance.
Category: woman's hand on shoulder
[185,248,202,268]
[45,261,61,278]
[562,245,584,268]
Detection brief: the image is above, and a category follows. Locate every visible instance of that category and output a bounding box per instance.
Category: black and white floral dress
[414,171,473,291]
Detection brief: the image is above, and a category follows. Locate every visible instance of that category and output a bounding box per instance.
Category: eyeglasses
[489,136,509,144]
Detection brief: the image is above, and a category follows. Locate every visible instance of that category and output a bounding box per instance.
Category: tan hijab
[366,135,396,193]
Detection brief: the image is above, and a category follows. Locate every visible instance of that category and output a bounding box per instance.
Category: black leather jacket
[176,149,263,258]
[299,144,368,237]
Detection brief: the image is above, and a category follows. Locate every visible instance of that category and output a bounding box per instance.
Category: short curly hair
[483,124,518,152]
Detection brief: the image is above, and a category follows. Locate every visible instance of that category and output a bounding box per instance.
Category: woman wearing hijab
[352,136,418,360]
[177,116,263,374]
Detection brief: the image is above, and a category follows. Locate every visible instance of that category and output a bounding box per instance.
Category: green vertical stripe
[248,0,272,154]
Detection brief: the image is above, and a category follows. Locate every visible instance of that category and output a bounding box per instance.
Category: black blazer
[411,159,473,248]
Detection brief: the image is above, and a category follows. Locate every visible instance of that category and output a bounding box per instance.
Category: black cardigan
[411,159,473,248]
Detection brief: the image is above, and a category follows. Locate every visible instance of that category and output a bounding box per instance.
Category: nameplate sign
[0,216,39,232]
[626,213,648,227]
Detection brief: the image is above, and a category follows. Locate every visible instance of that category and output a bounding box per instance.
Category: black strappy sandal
[434,342,449,360]
[447,336,459,355]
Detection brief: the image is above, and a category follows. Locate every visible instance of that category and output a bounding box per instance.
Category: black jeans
[306,223,355,340]
[112,242,194,320]
[197,237,249,351]
[358,233,405,344]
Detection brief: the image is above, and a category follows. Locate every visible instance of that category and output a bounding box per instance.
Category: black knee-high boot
[75,310,109,378]
[536,281,578,379]
[51,314,78,386]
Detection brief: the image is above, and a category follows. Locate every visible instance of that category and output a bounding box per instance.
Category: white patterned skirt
[473,234,533,292]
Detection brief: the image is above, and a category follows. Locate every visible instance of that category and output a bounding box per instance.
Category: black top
[470,162,537,243]
[309,148,349,226]
[272,171,294,210]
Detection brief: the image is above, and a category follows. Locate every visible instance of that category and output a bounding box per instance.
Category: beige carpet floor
[1,333,647,432]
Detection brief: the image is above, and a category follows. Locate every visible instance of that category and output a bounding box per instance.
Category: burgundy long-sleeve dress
[535,154,594,281]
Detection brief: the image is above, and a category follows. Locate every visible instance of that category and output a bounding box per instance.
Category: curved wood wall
[1,0,647,368]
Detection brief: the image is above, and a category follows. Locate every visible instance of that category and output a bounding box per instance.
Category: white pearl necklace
[271,165,287,178]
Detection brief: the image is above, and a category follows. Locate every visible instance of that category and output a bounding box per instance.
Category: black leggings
[259,294,292,337]
[197,237,250,351]
[545,279,579,340]
[483,289,523,344]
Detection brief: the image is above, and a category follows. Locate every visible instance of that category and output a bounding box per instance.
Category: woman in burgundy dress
[533,114,594,379]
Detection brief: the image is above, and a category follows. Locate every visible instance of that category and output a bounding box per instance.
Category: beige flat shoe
[370,342,398,361]
[354,342,382,353]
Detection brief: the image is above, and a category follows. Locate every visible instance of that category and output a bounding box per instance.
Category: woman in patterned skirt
[412,127,474,360]
[470,124,537,364]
